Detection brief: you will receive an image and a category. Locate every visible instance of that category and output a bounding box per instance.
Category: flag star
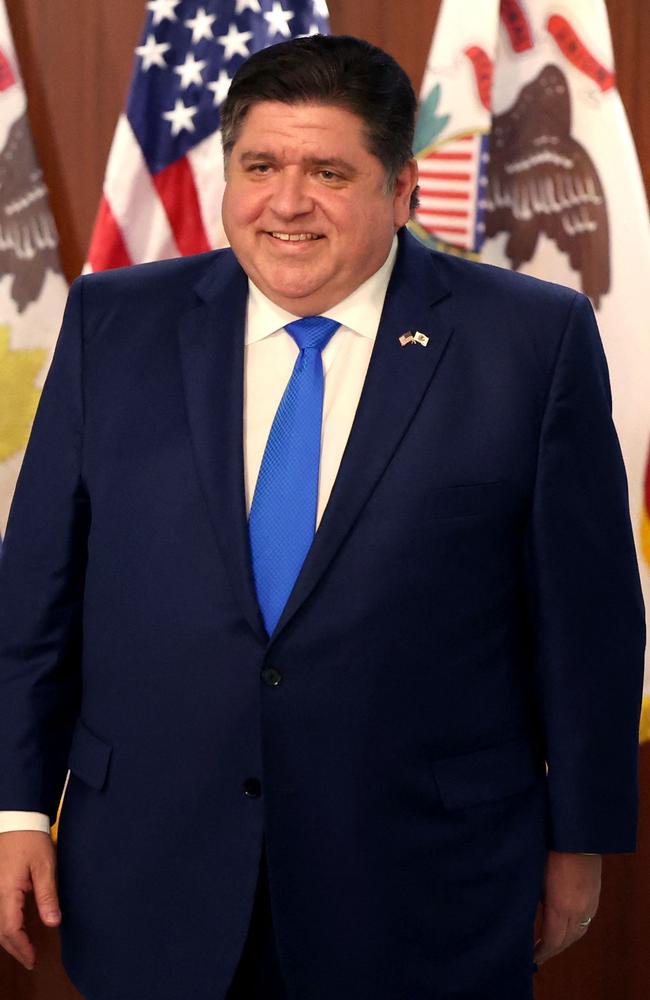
[306,22,320,35]
[174,52,208,89]
[235,0,262,12]
[162,98,199,136]
[313,0,329,18]
[185,6,217,45]
[207,69,232,107]
[135,34,171,71]
[217,22,253,60]
[264,2,295,38]
[146,0,180,26]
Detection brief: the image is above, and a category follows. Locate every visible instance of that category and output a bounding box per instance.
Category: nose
[269,169,313,219]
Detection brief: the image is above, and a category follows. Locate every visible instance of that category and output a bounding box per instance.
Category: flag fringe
[640,694,650,744]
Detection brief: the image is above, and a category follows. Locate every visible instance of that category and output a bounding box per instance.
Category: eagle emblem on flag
[484,64,611,308]
[0,114,63,312]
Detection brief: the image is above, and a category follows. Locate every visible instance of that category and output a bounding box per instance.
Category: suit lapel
[178,250,266,642]
[270,232,454,642]
[178,236,454,646]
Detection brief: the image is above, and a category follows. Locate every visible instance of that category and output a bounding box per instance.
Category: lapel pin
[399,331,429,348]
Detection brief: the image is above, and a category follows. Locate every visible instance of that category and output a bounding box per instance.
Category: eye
[247,163,271,175]
[318,169,341,182]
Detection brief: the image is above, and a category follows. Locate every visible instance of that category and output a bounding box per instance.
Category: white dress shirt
[0,237,398,835]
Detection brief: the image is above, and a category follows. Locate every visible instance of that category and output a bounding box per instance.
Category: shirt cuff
[0,811,51,834]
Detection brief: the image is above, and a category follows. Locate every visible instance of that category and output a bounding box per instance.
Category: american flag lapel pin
[398,333,414,346]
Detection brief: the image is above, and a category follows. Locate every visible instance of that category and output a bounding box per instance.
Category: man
[0,34,644,1000]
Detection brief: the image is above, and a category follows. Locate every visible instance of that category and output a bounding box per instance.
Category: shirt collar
[245,235,398,345]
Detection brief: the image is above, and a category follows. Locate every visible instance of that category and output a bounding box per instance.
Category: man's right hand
[0,830,60,970]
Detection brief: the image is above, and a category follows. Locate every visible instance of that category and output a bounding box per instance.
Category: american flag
[414,131,490,254]
[86,0,330,272]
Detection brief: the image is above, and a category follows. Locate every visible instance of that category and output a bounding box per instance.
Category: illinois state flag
[0,1,68,535]
[412,0,650,739]
[86,0,330,272]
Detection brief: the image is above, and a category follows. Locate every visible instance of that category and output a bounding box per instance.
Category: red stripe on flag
[0,49,17,91]
[87,195,133,272]
[418,171,471,181]
[427,152,473,161]
[153,157,211,256]
[419,190,471,200]
[428,225,468,235]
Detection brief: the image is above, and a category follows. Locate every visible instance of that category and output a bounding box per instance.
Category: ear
[393,159,419,229]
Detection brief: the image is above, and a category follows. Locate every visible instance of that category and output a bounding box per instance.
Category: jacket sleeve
[0,277,88,824]
[526,291,645,853]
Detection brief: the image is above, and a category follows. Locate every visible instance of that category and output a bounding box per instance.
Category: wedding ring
[578,916,593,928]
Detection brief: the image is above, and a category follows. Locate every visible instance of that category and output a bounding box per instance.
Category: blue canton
[127,0,330,174]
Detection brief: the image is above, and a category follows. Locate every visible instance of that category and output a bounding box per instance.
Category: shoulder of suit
[426,245,577,309]
[400,237,590,374]
[75,247,234,299]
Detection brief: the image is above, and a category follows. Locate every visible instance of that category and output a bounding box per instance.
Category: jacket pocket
[428,481,504,519]
[432,736,542,810]
[67,718,113,791]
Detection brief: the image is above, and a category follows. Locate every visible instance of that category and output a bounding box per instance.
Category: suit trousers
[226,842,287,1000]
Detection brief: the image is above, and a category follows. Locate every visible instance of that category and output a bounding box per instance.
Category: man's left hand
[534,851,602,964]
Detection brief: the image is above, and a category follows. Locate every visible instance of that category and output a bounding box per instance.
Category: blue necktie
[249,316,340,635]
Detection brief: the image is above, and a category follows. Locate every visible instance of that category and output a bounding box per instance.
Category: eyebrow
[238,151,358,175]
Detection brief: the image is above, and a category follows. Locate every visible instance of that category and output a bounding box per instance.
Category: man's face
[222,101,418,315]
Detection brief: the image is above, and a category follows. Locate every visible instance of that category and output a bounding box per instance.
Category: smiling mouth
[268,232,324,242]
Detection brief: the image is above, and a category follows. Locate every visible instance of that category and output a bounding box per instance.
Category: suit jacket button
[262,667,283,687]
[243,778,262,798]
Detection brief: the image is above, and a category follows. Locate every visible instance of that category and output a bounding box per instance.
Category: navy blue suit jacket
[0,231,644,999]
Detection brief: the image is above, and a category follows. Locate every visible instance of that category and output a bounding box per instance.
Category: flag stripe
[427,225,469,234]
[427,151,473,161]
[187,130,228,250]
[100,115,180,266]
[419,189,471,200]
[418,170,472,181]
[153,157,211,256]
[416,208,470,218]
[86,196,133,272]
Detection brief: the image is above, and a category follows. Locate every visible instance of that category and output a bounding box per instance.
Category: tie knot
[285,316,340,352]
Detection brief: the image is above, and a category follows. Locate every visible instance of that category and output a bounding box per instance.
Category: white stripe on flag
[187,130,229,250]
[103,116,180,264]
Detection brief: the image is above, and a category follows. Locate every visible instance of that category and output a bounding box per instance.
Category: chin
[262,278,325,306]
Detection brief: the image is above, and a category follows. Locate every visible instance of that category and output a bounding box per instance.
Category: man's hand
[534,851,602,964]
[0,831,60,970]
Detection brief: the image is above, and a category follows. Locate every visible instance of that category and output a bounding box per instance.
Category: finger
[0,888,36,970]
[31,856,61,927]
[565,915,593,946]
[534,904,570,964]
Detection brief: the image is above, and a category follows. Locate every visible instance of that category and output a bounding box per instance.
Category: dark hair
[221,35,418,208]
